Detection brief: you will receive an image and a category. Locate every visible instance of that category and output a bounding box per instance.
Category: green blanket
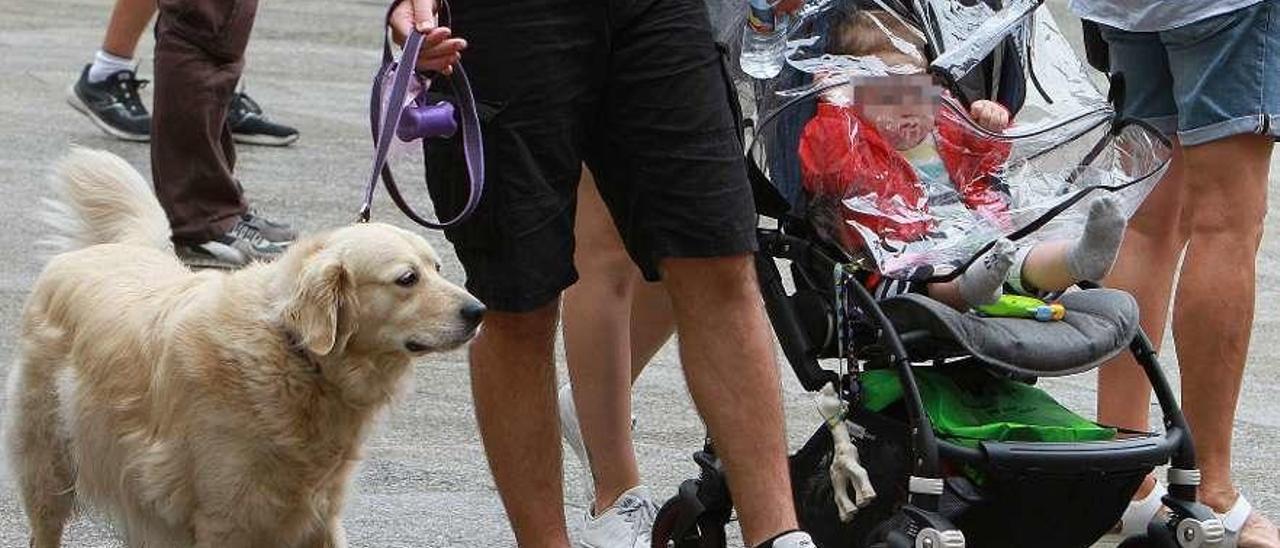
[859,368,1116,445]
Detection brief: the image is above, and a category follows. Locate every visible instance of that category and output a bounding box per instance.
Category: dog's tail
[42,147,172,254]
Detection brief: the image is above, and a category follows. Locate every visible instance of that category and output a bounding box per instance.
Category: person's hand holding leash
[389,0,467,74]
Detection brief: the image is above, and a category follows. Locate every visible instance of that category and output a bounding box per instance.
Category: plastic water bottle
[739,0,789,79]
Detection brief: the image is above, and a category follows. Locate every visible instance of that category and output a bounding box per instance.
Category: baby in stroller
[798,7,1127,311]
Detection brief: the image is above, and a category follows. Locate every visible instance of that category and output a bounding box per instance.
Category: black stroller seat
[880,288,1139,377]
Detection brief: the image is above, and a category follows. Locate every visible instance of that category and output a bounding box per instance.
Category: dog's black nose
[460,301,486,324]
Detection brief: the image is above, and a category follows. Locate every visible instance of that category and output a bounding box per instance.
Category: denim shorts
[1099,0,1279,146]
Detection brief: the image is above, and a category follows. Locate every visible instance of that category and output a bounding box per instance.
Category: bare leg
[1017,240,1075,292]
[661,255,797,546]
[471,303,570,548]
[627,279,675,379]
[1097,144,1189,497]
[1098,144,1189,428]
[101,0,157,59]
[563,171,646,511]
[1169,134,1272,515]
[1015,197,1127,293]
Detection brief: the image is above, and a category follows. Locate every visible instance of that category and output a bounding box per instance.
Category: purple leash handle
[362,0,484,229]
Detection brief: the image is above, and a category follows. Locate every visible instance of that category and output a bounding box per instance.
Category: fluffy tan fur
[4,148,482,547]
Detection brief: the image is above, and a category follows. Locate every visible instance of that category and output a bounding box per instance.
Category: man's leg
[101,0,155,59]
[661,255,797,546]
[152,0,252,244]
[471,303,570,548]
[1169,134,1272,511]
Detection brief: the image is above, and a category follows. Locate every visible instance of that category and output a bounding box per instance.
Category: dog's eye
[395,270,419,287]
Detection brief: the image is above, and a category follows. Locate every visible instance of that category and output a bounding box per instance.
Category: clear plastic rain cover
[739,0,1171,279]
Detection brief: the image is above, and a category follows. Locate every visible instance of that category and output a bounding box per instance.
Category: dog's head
[275,223,484,359]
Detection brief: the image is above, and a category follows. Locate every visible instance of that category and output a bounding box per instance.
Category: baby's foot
[1067,196,1127,282]
[960,238,1016,307]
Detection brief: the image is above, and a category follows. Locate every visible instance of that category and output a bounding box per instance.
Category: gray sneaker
[177,219,286,269]
[242,209,297,245]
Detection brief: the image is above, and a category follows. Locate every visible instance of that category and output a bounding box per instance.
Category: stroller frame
[651,204,1225,548]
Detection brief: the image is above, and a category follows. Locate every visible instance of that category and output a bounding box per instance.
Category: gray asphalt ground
[0,1,1276,546]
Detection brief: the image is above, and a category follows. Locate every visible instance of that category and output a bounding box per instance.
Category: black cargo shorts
[426,0,757,312]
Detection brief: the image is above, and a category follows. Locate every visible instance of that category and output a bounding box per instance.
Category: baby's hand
[969,100,1011,131]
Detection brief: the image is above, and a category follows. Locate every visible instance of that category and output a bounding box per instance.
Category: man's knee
[472,299,561,352]
[659,254,758,302]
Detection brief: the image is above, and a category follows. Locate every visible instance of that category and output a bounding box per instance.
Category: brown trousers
[151,0,258,243]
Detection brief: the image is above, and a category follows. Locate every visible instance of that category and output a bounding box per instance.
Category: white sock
[1066,196,1126,282]
[958,238,1016,307]
[88,50,136,83]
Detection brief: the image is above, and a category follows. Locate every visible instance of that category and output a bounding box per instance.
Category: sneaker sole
[232,132,300,147]
[178,255,244,270]
[66,84,150,143]
[176,248,248,270]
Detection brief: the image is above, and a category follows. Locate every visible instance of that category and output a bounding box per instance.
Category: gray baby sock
[1067,196,1127,282]
[959,238,1016,307]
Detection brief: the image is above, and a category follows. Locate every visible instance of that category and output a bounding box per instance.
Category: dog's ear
[282,250,358,356]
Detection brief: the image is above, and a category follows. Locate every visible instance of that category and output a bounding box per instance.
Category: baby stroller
[651,1,1225,547]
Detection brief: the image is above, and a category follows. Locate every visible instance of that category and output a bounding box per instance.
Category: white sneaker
[766,531,816,548]
[579,485,659,548]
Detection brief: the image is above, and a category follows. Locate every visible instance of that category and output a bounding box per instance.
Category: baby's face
[854,75,940,150]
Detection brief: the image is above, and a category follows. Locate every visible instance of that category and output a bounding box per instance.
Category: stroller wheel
[650,494,728,548]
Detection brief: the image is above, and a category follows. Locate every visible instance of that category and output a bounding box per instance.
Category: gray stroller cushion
[878,288,1139,377]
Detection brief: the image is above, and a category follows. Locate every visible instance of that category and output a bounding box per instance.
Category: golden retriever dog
[4,148,484,547]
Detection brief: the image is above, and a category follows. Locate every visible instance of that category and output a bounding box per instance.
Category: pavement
[0,1,1276,546]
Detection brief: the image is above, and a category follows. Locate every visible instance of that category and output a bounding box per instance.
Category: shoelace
[112,73,149,116]
[614,496,658,540]
[245,209,287,229]
[230,220,273,249]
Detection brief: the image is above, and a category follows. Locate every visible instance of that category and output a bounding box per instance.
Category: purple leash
[361,0,484,229]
